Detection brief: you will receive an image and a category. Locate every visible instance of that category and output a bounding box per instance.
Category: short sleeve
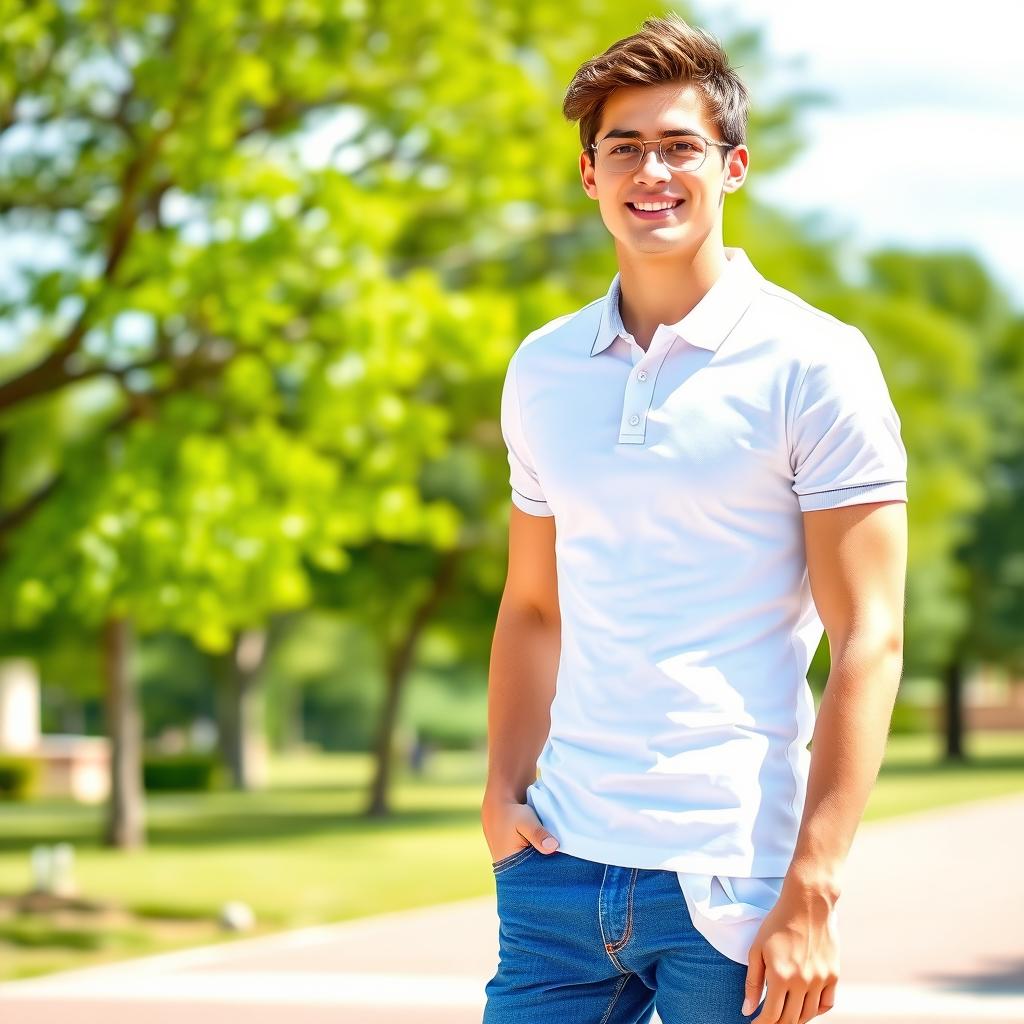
[500,350,553,517]
[789,327,908,512]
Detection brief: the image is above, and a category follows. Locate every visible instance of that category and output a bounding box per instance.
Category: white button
[637,370,648,381]
[629,414,640,426]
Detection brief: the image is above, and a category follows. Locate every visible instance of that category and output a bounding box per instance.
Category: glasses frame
[588,132,736,174]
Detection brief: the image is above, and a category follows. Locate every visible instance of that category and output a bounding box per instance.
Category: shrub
[143,753,221,792]
[0,756,39,800]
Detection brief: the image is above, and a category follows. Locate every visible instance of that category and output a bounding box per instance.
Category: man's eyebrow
[600,127,703,140]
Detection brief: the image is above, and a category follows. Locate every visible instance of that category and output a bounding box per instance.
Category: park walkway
[0,791,1022,1023]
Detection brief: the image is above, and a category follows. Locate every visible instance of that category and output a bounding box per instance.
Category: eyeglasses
[588,133,734,174]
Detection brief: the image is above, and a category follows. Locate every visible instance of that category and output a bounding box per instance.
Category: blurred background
[0,0,1021,995]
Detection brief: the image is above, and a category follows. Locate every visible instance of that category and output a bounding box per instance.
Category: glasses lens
[597,140,644,172]
[596,136,707,172]
[662,136,707,170]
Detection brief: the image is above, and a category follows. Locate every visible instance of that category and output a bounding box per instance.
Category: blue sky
[699,0,1024,308]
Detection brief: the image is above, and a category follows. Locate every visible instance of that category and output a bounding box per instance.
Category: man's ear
[580,150,598,200]
[722,145,749,194]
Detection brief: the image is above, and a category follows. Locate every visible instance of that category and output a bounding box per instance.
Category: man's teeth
[632,200,681,211]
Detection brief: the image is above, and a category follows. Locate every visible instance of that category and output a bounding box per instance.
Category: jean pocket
[491,844,538,875]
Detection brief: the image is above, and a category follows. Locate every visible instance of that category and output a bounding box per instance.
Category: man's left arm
[744,498,908,1024]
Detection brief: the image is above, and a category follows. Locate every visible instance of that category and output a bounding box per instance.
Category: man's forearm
[482,602,561,806]
[784,628,904,902]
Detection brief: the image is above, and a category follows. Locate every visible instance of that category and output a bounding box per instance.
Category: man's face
[580,82,748,257]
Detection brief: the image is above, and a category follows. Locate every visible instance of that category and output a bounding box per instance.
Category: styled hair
[562,12,749,164]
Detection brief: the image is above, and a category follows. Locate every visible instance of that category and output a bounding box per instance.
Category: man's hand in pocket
[481,796,560,862]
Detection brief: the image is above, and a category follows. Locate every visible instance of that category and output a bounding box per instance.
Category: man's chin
[620,228,691,252]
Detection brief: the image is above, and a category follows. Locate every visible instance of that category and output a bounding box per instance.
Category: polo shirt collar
[590,246,762,357]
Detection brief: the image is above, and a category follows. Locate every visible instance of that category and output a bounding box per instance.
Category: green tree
[0,403,360,844]
[858,250,1019,757]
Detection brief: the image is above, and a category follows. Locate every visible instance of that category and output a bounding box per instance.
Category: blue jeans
[483,846,764,1024]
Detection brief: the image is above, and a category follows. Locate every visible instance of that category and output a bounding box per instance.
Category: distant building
[0,659,109,804]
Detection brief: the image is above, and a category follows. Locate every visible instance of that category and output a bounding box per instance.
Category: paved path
[1,792,1022,1023]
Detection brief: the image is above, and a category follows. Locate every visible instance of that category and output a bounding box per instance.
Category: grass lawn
[0,729,1021,980]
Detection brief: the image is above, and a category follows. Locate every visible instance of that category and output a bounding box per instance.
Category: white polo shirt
[499,246,907,963]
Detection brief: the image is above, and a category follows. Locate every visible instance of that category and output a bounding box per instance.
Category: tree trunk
[103,616,145,849]
[222,628,268,791]
[365,549,461,817]
[942,656,967,762]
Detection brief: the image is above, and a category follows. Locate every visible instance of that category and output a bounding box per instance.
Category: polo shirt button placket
[622,362,655,440]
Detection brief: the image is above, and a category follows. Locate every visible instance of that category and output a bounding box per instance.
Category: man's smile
[626,198,685,219]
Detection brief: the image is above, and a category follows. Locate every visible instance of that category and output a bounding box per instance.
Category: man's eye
[667,142,698,153]
[611,145,640,156]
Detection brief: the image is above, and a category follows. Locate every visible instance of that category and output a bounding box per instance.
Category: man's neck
[615,238,728,352]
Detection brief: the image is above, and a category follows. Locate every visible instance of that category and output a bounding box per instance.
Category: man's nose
[634,147,672,182]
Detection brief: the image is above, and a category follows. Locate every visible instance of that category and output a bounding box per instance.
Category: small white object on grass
[30,844,53,893]
[219,900,256,932]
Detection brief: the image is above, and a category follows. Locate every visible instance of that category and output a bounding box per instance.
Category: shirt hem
[796,479,907,511]
[510,489,553,516]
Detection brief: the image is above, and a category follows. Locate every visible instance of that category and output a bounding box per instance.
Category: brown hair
[562,12,749,165]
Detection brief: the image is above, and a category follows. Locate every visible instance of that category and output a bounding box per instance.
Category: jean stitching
[492,845,536,875]
[608,867,638,952]
[606,945,630,974]
[598,865,633,974]
[597,865,627,973]
[598,972,632,1024]
[598,864,611,947]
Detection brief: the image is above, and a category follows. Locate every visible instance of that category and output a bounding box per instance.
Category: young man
[481,13,908,1024]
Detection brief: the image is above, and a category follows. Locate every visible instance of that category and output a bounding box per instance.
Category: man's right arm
[480,504,562,860]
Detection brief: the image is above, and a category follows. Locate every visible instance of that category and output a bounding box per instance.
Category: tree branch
[0,51,202,413]
[0,306,95,411]
[0,343,239,548]
[236,90,351,142]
